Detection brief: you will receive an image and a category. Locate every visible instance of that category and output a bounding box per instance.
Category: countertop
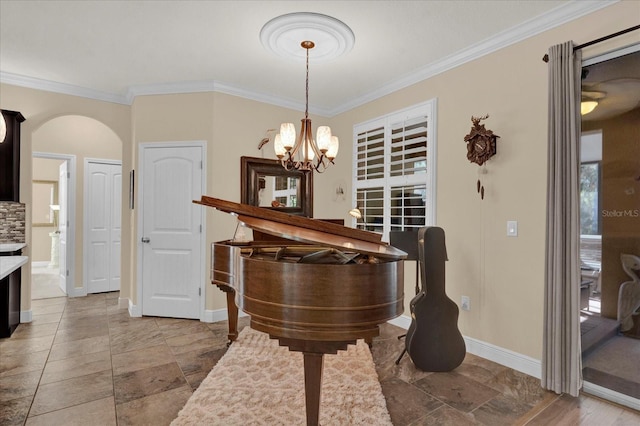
[0,256,28,280]
[0,243,27,253]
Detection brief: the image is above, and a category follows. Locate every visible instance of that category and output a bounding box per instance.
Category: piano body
[195,196,405,426]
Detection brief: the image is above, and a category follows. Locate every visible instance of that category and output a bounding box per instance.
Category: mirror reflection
[32,180,58,226]
[258,174,301,208]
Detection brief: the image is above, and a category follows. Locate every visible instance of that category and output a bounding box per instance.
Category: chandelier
[274,41,339,173]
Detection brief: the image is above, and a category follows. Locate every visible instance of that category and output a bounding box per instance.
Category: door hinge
[67,171,71,178]
[200,161,203,169]
[198,287,201,296]
[66,270,69,277]
[199,224,202,233]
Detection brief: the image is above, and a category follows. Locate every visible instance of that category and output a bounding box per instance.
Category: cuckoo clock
[463,115,499,199]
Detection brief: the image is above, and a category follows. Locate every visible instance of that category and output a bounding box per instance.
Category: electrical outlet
[461,296,470,311]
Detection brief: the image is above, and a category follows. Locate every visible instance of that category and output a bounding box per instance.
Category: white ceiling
[0,1,615,116]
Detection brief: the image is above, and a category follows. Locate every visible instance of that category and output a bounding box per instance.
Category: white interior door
[86,161,122,294]
[110,169,122,292]
[58,162,67,294]
[141,145,203,319]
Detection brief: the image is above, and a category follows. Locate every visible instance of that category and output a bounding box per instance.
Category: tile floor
[30,266,66,300]
[1,292,639,425]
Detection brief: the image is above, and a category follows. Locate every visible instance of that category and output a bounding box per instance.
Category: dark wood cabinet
[0,270,21,338]
[0,110,26,202]
[0,248,23,338]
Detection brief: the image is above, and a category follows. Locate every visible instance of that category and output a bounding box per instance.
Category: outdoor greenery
[580,162,600,235]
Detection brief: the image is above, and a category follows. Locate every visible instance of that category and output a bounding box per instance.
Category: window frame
[352,99,438,240]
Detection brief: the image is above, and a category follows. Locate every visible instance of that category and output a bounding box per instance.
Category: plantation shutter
[356,125,385,181]
[352,100,436,237]
[355,187,384,233]
[390,115,428,177]
[390,184,426,231]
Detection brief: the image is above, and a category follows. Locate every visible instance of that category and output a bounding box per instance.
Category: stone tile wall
[0,201,26,243]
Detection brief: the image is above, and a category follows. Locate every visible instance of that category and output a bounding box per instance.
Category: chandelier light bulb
[316,126,332,152]
[303,142,315,162]
[327,136,339,159]
[0,111,6,143]
[274,134,286,158]
[280,123,296,150]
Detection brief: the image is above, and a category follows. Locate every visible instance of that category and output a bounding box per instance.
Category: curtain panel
[542,41,583,397]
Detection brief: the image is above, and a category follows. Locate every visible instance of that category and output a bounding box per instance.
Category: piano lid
[195,196,407,260]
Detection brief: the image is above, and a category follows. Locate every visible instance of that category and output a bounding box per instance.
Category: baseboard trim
[583,381,640,411]
[128,299,141,317]
[20,310,32,323]
[202,308,248,323]
[464,335,541,379]
[388,315,411,330]
[31,261,50,268]
[67,287,87,298]
[388,314,541,379]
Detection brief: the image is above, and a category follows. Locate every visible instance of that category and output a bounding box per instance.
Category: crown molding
[0,71,129,105]
[0,1,617,115]
[214,81,334,117]
[126,79,332,116]
[327,0,618,116]
[125,80,216,104]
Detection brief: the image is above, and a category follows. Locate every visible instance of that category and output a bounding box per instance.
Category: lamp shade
[280,123,296,149]
[274,134,286,158]
[0,111,6,143]
[316,126,332,152]
[327,136,339,159]
[348,208,362,219]
[581,101,598,115]
[303,138,315,161]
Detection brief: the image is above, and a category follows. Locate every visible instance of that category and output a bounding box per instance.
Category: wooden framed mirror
[241,156,313,217]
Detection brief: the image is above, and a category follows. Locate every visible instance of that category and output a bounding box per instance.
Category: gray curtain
[542,41,583,397]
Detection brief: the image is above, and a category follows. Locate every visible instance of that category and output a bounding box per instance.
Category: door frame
[83,158,122,294]
[579,43,640,412]
[32,152,77,296]
[134,141,207,320]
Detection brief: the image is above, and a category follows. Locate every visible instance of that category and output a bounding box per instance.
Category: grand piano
[195,196,405,426]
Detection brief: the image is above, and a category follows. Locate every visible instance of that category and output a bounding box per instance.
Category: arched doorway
[31,115,123,299]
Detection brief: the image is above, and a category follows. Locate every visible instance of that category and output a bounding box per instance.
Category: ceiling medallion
[260,12,355,63]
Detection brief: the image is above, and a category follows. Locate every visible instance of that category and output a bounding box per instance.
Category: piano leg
[272,337,354,426]
[222,288,238,345]
[303,352,324,426]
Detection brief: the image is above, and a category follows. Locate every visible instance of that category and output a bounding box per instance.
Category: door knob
[141,237,150,243]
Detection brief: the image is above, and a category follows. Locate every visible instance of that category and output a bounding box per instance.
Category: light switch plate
[507,220,518,237]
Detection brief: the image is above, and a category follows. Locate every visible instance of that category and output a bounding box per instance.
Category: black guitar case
[405,227,466,371]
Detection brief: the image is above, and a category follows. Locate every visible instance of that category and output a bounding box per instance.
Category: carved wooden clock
[464,115,499,199]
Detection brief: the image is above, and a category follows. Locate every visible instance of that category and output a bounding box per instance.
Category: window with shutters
[352,99,437,239]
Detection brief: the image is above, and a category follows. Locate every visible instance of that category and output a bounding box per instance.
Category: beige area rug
[172,327,393,425]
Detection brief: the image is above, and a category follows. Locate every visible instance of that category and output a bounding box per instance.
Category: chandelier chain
[305,45,309,119]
